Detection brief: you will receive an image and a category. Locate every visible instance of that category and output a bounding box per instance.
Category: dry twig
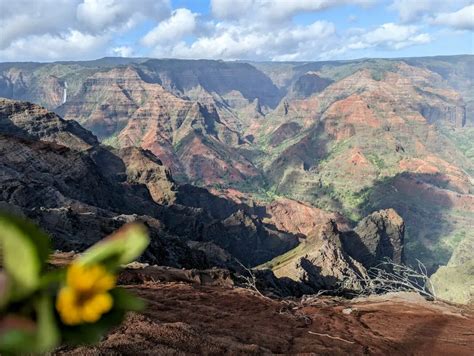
[308,331,355,344]
[354,259,436,299]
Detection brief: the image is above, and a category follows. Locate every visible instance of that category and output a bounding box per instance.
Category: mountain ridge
[1,55,473,272]
[0,98,414,295]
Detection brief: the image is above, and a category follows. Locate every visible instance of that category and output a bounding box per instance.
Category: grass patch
[258,243,307,271]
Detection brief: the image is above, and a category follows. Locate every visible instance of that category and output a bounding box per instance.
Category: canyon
[0,55,473,301]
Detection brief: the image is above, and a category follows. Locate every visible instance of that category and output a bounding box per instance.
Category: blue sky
[0,0,473,62]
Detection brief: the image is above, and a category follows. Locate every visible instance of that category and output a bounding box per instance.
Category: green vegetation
[440,126,474,166]
[317,59,398,82]
[366,153,386,170]
[0,214,149,354]
[430,260,474,304]
[102,133,120,147]
[258,242,307,270]
[445,230,467,249]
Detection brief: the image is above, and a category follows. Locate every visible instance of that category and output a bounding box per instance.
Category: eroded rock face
[260,62,473,273]
[288,72,333,99]
[0,99,300,268]
[0,99,418,299]
[261,209,405,294]
[0,134,204,267]
[117,146,177,205]
[294,220,368,291]
[26,65,261,186]
[420,103,466,128]
[0,98,98,150]
[342,208,405,269]
[261,198,350,237]
[1,56,472,297]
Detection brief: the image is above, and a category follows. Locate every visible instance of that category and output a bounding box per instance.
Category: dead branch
[234,259,272,301]
[308,331,355,344]
[354,258,436,300]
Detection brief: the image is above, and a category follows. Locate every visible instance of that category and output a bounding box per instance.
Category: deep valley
[1,53,474,356]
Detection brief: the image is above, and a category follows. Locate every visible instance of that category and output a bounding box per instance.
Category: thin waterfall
[62,81,68,104]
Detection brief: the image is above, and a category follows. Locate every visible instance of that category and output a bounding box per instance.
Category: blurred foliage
[0,214,149,353]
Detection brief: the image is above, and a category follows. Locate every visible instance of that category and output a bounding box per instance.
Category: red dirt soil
[57,280,474,355]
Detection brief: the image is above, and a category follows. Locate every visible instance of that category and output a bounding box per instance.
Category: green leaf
[0,214,51,300]
[35,293,60,352]
[111,288,146,312]
[39,269,65,289]
[0,271,10,309]
[0,329,36,354]
[78,223,149,270]
[0,294,59,353]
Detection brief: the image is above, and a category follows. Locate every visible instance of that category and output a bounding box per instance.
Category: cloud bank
[0,0,471,62]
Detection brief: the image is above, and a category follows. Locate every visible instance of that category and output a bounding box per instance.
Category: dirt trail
[58,280,474,355]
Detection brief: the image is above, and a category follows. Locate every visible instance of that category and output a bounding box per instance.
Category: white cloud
[390,0,472,24]
[362,23,431,48]
[332,23,431,57]
[111,46,135,57]
[390,0,439,23]
[76,0,171,33]
[0,30,109,62]
[0,0,170,61]
[141,8,197,47]
[0,0,77,49]
[211,0,252,19]
[162,20,336,60]
[0,0,464,62]
[211,0,378,22]
[431,5,474,31]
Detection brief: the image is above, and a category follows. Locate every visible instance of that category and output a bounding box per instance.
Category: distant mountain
[1,55,473,272]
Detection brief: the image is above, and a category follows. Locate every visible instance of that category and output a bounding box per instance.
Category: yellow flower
[56,263,116,325]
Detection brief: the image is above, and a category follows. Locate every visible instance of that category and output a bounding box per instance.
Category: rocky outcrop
[269,122,302,147]
[260,198,350,237]
[419,103,466,128]
[259,209,405,295]
[341,209,405,269]
[117,146,177,205]
[290,220,368,291]
[0,97,97,150]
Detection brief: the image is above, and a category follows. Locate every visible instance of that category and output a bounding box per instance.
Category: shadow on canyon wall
[356,171,472,272]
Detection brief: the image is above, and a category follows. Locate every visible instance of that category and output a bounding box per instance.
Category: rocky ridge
[0,98,410,296]
[259,209,405,295]
[0,98,293,267]
[0,55,472,284]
